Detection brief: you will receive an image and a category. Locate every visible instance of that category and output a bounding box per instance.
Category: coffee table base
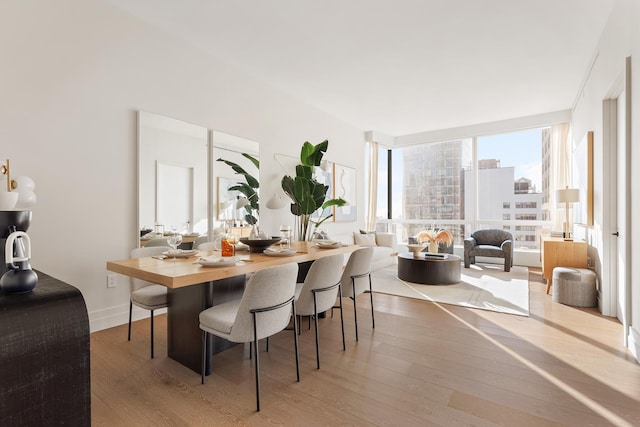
[397,253,461,285]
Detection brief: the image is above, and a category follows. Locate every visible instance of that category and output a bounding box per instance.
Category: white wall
[571,0,639,360]
[1,0,365,331]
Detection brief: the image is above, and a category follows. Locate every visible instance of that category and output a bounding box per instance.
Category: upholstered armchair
[464,229,513,272]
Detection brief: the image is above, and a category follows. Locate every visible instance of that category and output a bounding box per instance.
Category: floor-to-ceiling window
[375,127,552,250]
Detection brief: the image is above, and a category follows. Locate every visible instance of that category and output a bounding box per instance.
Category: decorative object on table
[0,230,38,294]
[217,153,260,225]
[239,236,281,253]
[416,228,453,254]
[556,186,580,241]
[407,243,424,257]
[281,140,347,241]
[0,211,33,276]
[221,229,237,257]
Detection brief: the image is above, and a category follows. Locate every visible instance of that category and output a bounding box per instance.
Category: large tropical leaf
[216,158,259,188]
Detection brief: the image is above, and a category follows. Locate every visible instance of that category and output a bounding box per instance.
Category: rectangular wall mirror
[137,111,260,247]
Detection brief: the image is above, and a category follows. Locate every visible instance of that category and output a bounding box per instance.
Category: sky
[378,128,544,219]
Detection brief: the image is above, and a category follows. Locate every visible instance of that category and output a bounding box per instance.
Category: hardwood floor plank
[91,267,640,426]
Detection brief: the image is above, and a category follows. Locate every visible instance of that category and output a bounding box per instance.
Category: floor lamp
[556,187,579,241]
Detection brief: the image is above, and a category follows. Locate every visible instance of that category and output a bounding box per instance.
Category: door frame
[602,57,631,343]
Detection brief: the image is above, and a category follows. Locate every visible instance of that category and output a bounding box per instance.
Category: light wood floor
[91,268,640,426]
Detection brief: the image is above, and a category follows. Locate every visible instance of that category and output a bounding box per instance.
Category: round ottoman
[552,267,597,307]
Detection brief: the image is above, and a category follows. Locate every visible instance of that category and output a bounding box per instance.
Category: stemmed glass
[167,227,183,260]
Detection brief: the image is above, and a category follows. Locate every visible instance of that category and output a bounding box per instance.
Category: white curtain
[550,123,572,232]
[366,141,378,231]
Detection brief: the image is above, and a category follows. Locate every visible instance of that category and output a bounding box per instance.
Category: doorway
[603,57,631,344]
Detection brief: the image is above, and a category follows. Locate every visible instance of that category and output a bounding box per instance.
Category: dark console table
[397,253,461,285]
[0,271,91,426]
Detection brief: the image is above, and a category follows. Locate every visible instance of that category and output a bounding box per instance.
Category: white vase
[428,241,438,253]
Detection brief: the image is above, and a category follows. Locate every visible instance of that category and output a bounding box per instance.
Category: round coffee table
[397,253,461,285]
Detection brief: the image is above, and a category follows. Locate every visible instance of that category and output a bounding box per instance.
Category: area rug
[371,263,529,316]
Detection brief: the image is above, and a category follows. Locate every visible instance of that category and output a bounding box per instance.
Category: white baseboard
[89,303,167,333]
[628,326,640,364]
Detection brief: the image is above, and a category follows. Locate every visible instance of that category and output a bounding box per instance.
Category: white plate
[263,248,298,257]
[196,256,238,267]
[162,249,199,258]
[315,241,341,249]
[315,240,337,246]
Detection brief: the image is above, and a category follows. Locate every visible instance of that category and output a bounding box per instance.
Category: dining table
[107,241,358,375]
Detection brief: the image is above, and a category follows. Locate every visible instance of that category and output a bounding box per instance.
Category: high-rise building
[402,140,472,243]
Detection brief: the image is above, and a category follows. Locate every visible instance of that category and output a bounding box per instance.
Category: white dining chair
[144,237,170,247]
[294,254,345,369]
[128,245,172,358]
[339,247,375,341]
[199,262,299,411]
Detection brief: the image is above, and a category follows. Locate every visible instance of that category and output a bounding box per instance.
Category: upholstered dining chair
[129,245,172,358]
[339,247,375,341]
[199,262,299,412]
[294,254,345,369]
[144,237,170,247]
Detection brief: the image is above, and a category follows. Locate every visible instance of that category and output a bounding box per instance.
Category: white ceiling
[107,0,616,137]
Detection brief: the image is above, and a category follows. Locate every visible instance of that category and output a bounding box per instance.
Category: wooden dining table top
[107,241,359,289]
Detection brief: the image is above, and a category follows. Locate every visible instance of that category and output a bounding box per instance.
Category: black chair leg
[292,300,300,382]
[338,284,345,351]
[312,294,320,369]
[150,309,155,358]
[368,273,375,329]
[252,313,261,412]
[201,330,207,384]
[352,278,359,341]
[127,300,132,341]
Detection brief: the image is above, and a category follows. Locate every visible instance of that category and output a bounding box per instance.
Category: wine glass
[167,227,183,259]
[279,225,291,251]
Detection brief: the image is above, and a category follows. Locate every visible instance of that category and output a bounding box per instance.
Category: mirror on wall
[137,111,260,246]
[212,131,260,231]
[138,111,209,243]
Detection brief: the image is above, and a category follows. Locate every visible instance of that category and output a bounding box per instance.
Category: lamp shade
[235,197,249,210]
[265,193,287,210]
[556,188,579,203]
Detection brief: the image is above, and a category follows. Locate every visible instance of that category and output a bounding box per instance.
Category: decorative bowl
[407,243,424,257]
[239,237,282,253]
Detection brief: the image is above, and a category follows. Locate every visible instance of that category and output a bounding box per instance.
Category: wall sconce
[234,196,249,210]
[1,159,37,211]
[265,193,287,210]
[1,159,18,192]
[556,186,579,241]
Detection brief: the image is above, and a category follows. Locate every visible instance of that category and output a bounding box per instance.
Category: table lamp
[556,187,579,240]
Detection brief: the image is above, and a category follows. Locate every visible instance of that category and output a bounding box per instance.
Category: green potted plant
[281,140,346,241]
[216,154,259,225]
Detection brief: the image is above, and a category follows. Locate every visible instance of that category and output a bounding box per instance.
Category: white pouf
[552,267,597,307]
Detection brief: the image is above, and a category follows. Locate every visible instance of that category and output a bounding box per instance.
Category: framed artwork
[333,163,357,222]
[572,130,593,226]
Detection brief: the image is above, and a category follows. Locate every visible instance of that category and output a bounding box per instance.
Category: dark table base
[397,253,461,285]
